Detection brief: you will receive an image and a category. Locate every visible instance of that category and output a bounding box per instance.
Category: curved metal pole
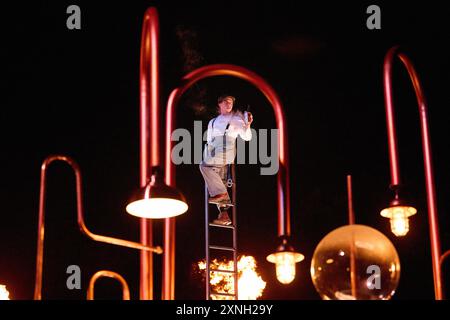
[383,46,444,299]
[139,6,160,300]
[34,155,162,300]
[163,64,291,299]
[87,270,131,300]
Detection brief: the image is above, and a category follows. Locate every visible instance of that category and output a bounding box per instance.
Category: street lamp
[126,167,188,219]
[266,237,304,284]
[380,189,417,237]
[380,45,450,299]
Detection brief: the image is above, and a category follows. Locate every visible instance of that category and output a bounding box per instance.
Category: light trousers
[199,161,228,196]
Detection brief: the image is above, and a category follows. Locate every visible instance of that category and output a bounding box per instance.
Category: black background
[1,0,450,300]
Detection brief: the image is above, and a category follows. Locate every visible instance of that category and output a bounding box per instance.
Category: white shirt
[206,112,252,144]
[203,111,252,165]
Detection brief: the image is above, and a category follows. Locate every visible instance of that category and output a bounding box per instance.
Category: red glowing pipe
[139,7,160,300]
[163,64,291,299]
[383,46,445,299]
[34,155,161,300]
[347,175,355,225]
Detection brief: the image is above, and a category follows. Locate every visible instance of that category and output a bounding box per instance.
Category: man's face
[219,97,234,114]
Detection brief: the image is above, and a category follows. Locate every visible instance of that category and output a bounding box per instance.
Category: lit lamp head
[380,191,417,237]
[126,168,188,219]
[266,236,304,284]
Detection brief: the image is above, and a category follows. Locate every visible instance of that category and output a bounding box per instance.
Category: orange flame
[0,285,10,300]
[198,255,266,300]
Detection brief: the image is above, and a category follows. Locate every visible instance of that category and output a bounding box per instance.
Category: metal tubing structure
[383,46,449,299]
[139,6,160,300]
[34,155,162,300]
[163,64,292,299]
[87,270,131,300]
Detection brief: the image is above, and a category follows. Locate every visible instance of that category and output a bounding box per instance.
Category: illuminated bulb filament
[275,252,296,284]
[390,214,409,236]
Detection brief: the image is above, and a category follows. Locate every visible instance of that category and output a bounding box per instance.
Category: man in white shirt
[199,95,253,224]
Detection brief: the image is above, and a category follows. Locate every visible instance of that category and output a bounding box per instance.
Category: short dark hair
[217,95,236,104]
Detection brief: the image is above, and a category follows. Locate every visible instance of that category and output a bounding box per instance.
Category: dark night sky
[1,0,450,300]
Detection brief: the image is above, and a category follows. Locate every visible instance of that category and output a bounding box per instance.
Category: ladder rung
[209,223,235,229]
[210,292,236,297]
[209,245,235,251]
[210,268,236,274]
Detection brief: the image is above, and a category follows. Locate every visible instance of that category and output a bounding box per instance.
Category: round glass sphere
[311,224,400,300]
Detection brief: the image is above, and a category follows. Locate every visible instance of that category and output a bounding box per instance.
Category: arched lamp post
[381,45,450,300]
[162,64,304,298]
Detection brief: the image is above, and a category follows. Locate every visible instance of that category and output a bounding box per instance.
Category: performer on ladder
[199,94,253,225]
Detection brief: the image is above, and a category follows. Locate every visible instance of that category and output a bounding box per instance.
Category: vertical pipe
[232,164,238,300]
[139,7,160,300]
[34,158,48,300]
[205,184,210,300]
[347,175,355,225]
[383,47,402,187]
[346,175,357,298]
[163,91,179,300]
[383,46,443,299]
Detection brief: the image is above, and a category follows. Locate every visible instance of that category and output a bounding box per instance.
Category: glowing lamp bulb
[126,198,188,219]
[390,210,409,237]
[273,252,296,284]
[267,238,304,285]
[380,205,416,237]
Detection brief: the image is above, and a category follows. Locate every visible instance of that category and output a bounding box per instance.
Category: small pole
[347,175,357,298]
[347,175,355,225]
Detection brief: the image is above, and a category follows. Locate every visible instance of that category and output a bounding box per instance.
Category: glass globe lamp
[311,224,400,300]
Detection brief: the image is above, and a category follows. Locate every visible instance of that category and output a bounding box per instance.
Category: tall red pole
[347,175,355,225]
[346,175,357,297]
[163,64,291,299]
[139,7,160,300]
[383,46,443,299]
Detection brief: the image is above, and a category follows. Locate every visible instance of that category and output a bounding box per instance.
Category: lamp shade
[126,171,188,219]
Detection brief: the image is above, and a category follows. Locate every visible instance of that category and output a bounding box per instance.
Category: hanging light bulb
[380,194,416,237]
[126,167,188,219]
[266,237,304,284]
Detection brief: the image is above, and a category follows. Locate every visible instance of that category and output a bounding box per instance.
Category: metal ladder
[204,163,238,300]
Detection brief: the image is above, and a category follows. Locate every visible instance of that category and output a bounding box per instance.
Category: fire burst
[0,285,10,300]
[198,255,266,300]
